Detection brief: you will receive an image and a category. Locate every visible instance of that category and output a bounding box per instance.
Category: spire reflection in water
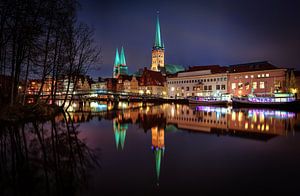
[48,102,300,195]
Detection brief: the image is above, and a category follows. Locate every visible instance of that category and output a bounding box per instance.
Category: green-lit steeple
[154,14,163,48]
[114,48,120,66]
[120,46,126,65]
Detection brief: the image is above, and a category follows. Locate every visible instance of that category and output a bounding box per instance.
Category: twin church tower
[113,14,165,78]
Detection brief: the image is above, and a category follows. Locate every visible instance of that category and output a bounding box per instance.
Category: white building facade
[167,70,228,98]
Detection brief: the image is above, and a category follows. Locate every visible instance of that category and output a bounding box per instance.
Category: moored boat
[188,95,230,106]
[232,93,297,109]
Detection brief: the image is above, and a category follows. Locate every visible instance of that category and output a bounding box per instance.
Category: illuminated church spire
[113,46,128,78]
[113,48,120,78]
[151,12,165,71]
[120,46,126,65]
[154,14,163,48]
[114,48,120,66]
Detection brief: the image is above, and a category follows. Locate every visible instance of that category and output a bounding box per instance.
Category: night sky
[78,0,300,79]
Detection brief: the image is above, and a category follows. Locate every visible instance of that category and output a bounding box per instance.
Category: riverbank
[0,103,63,124]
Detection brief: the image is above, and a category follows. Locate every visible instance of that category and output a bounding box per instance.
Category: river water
[1,102,300,195]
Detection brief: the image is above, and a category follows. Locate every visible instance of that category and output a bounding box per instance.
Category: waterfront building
[151,15,164,72]
[139,67,167,96]
[167,65,228,98]
[167,61,290,98]
[58,76,75,93]
[91,81,107,91]
[106,78,117,92]
[76,76,91,91]
[227,61,287,96]
[124,76,139,94]
[27,79,41,95]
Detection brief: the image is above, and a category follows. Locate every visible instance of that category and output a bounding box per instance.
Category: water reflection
[166,105,296,140]
[0,113,100,196]
[151,126,165,183]
[63,102,298,187]
[113,118,128,150]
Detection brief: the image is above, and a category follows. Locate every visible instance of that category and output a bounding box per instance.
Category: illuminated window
[245,75,248,79]
[260,81,265,89]
[238,83,243,89]
[253,82,257,89]
[251,75,254,78]
[258,74,261,78]
[246,84,250,90]
[171,87,175,91]
[262,74,265,77]
[266,73,269,77]
[231,83,236,90]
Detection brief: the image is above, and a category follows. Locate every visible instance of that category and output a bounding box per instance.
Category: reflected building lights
[151,126,165,183]
[166,104,295,139]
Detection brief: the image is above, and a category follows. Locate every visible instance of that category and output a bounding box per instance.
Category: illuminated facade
[124,76,139,94]
[76,76,91,91]
[228,66,287,96]
[151,15,164,72]
[27,80,41,95]
[91,81,107,91]
[167,68,228,98]
[139,68,167,96]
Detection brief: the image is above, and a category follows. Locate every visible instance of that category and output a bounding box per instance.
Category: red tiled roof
[140,68,166,86]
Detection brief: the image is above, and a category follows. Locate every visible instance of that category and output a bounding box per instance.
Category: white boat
[188,95,230,106]
[232,93,296,109]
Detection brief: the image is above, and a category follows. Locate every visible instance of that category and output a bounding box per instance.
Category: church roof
[164,64,185,74]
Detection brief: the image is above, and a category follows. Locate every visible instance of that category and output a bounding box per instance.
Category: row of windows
[231,81,265,90]
[153,55,163,58]
[168,77,227,84]
[174,84,226,91]
[234,73,270,80]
